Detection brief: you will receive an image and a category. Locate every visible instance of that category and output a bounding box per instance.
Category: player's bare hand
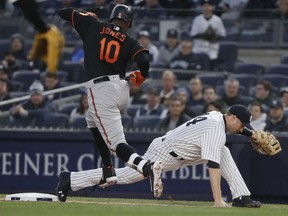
[213,200,230,208]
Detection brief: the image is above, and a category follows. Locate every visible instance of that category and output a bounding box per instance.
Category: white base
[5,193,58,202]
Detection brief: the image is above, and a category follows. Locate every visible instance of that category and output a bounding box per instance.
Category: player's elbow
[58,8,73,21]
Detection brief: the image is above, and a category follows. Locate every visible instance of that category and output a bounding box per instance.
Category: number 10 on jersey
[100,38,120,63]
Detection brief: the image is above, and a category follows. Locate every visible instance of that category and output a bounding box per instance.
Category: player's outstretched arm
[208,167,230,208]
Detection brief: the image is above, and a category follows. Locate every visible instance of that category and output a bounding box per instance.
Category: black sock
[115,143,137,162]
[90,128,112,167]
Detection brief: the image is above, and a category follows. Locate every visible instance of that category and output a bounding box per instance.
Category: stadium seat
[36,113,69,128]
[59,61,85,83]
[133,115,162,130]
[121,115,132,129]
[229,74,258,89]
[58,103,79,116]
[68,116,87,129]
[40,71,68,82]
[215,42,238,72]
[125,104,142,118]
[9,80,23,92]
[11,70,41,91]
[266,65,288,76]
[197,74,225,87]
[260,74,288,89]
[234,63,266,76]
[8,117,35,128]
[280,55,288,64]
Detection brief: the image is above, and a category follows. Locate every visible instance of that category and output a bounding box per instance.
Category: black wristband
[238,127,253,137]
[208,160,220,169]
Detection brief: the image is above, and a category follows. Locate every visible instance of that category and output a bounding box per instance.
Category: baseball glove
[250,130,282,156]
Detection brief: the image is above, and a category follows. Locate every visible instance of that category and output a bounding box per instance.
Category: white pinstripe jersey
[163,111,226,163]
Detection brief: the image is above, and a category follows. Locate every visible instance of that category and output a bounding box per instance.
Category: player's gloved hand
[129,71,145,87]
[28,25,65,73]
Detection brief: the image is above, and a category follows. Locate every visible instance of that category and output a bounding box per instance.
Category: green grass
[1,195,288,216]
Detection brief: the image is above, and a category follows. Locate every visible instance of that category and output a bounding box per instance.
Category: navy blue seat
[9,80,23,92]
[68,116,87,129]
[121,115,132,129]
[260,74,288,89]
[280,56,288,64]
[59,61,85,83]
[266,65,288,76]
[234,63,265,76]
[197,74,225,87]
[40,71,68,82]
[125,105,142,118]
[36,113,69,128]
[133,115,162,130]
[215,42,238,72]
[230,74,258,89]
[58,103,79,115]
[8,117,35,128]
[11,70,41,91]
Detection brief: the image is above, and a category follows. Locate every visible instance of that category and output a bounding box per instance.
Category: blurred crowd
[0,0,288,133]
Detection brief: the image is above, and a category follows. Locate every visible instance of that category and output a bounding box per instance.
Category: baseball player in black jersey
[57,4,163,201]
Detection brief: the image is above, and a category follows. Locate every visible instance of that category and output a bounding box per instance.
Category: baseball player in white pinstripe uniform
[57,105,261,208]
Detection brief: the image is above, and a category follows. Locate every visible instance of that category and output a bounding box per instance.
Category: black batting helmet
[109,4,133,28]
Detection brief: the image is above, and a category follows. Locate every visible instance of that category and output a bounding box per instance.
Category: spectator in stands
[203,100,226,113]
[10,80,55,121]
[187,77,205,106]
[248,101,267,130]
[0,78,12,112]
[169,39,210,70]
[157,97,191,131]
[221,78,247,107]
[69,90,88,121]
[264,99,288,132]
[137,30,159,64]
[134,87,167,119]
[272,0,288,19]
[243,0,277,18]
[253,80,277,110]
[159,70,177,106]
[175,87,194,117]
[43,73,67,100]
[280,87,288,111]
[190,0,226,70]
[9,33,27,61]
[216,0,248,20]
[202,86,218,104]
[2,51,29,78]
[135,0,167,19]
[158,0,195,17]
[156,29,181,68]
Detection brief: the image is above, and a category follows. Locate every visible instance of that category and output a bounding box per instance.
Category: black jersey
[60,9,147,81]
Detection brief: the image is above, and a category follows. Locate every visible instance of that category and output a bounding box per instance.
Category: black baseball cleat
[99,166,117,188]
[56,171,71,202]
[143,161,163,198]
[232,196,261,208]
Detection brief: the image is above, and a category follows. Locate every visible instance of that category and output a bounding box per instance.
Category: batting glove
[129,71,145,87]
